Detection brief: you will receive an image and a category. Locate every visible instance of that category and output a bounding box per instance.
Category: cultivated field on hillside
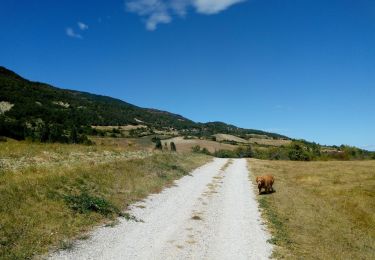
[0,140,211,259]
[162,136,237,153]
[214,133,291,146]
[249,159,375,259]
[214,134,248,143]
[247,137,291,146]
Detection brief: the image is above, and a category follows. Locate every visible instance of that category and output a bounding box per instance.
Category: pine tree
[170,142,177,152]
[70,126,79,144]
[155,139,162,150]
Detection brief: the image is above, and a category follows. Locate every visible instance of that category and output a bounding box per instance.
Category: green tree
[40,123,51,142]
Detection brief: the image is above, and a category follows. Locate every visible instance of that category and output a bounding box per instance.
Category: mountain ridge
[0,66,288,141]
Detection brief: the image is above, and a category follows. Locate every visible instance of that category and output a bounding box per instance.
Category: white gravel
[50,158,272,260]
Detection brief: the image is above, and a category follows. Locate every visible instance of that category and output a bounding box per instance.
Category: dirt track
[50,158,272,260]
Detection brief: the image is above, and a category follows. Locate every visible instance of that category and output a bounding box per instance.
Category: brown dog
[256,175,274,194]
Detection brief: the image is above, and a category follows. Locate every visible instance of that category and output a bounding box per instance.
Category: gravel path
[50,158,272,260]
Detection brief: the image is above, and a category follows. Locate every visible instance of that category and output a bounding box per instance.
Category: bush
[191,145,201,153]
[288,143,312,161]
[213,149,238,158]
[235,145,254,158]
[201,148,211,155]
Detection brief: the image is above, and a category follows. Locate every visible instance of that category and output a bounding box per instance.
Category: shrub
[213,149,238,158]
[201,148,211,155]
[191,145,201,153]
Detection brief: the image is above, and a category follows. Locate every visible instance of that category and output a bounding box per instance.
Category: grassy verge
[0,144,211,259]
[248,159,375,259]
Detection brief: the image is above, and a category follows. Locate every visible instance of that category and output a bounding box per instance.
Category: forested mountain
[0,66,288,142]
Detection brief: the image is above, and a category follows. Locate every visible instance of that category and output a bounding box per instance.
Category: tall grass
[249,159,375,259]
[0,144,211,259]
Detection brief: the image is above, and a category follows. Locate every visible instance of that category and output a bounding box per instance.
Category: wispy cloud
[125,0,246,30]
[361,144,375,151]
[264,128,290,134]
[78,22,89,30]
[66,21,89,39]
[66,27,82,39]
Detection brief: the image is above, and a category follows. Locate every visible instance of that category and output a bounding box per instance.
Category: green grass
[0,141,211,259]
[249,159,375,260]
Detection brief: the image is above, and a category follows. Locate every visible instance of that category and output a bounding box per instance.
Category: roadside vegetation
[0,139,211,259]
[249,159,375,259]
[193,139,375,161]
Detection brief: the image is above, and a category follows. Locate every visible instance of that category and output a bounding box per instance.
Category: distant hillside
[0,66,288,142]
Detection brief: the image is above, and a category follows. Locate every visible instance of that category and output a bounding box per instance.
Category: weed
[120,212,143,222]
[64,192,119,216]
[191,215,202,220]
[59,239,74,251]
[77,234,90,240]
[105,220,120,228]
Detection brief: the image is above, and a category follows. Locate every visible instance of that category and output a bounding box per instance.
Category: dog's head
[256,176,264,188]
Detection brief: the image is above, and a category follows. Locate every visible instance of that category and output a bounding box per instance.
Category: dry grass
[248,159,375,260]
[0,140,211,259]
[220,159,233,171]
[0,139,152,172]
[90,136,156,151]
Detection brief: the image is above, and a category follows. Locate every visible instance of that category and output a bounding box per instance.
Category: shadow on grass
[259,190,276,195]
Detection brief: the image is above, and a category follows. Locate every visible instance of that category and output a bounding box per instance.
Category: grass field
[0,140,211,259]
[249,159,375,259]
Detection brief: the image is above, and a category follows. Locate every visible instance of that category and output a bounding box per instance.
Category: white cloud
[146,12,171,30]
[125,0,246,30]
[78,22,89,30]
[66,27,82,39]
[194,0,245,14]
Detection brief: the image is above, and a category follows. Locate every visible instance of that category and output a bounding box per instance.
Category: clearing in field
[162,136,237,153]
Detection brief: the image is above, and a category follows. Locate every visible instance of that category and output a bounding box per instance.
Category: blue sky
[0,0,374,149]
